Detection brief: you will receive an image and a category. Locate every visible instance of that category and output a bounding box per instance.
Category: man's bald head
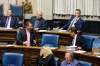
[36,11,43,19]
[6,9,12,16]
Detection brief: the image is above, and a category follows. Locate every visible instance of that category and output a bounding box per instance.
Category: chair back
[79,61,92,66]
[10,5,23,17]
[82,35,95,51]
[3,52,24,66]
[41,34,59,47]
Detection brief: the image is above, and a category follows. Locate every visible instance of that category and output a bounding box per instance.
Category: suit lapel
[4,16,7,26]
[22,29,27,41]
[10,16,13,27]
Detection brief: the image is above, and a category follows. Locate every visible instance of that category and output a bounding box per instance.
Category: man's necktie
[67,17,79,31]
[5,17,9,27]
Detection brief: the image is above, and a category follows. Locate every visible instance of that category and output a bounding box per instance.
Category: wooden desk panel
[0,29,17,43]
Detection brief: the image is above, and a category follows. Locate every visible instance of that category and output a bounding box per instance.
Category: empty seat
[41,34,59,47]
[2,52,24,66]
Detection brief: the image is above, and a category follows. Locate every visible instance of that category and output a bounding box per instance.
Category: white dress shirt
[72,34,78,46]
[26,29,30,45]
[67,17,79,30]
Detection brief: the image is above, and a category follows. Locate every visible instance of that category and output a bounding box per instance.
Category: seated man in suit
[61,52,79,66]
[67,27,85,50]
[16,20,36,47]
[31,11,47,30]
[0,9,19,29]
[61,9,85,32]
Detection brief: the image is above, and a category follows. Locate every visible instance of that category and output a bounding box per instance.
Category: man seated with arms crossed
[61,9,85,32]
[61,52,80,66]
[16,20,36,47]
[31,11,47,30]
[67,27,85,50]
[0,9,19,29]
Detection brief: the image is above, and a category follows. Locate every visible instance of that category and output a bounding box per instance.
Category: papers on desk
[66,46,86,54]
[5,44,16,47]
[6,45,16,47]
[0,44,16,47]
[96,56,100,58]
[38,29,67,33]
[52,27,67,32]
[58,30,67,33]
[66,46,77,52]
[49,47,58,50]
[6,28,12,29]
[74,50,86,54]
[0,27,12,30]
[38,30,47,32]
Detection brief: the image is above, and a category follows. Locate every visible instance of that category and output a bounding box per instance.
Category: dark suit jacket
[62,16,85,31]
[68,34,85,49]
[76,34,85,48]
[31,16,47,30]
[36,55,61,66]
[0,16,19,28]
[16,28,36,46]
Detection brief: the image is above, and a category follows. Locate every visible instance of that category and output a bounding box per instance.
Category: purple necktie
[5,17,10,27]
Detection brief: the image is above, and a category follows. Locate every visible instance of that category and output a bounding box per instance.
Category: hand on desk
[33,40,37,44]
[23,41,30,47]
[77,46,82,50]
[23,40,37,47]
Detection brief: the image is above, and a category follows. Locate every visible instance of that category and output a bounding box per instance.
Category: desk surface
[0,28,68,34]
[37,30,70,35]
[0,28,17,32]
[0,45,98,59]
[0,29,17,42]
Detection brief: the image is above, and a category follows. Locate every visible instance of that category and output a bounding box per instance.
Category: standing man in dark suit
[16,20,36,47]
[31,11,47,30]
[62,9,85,32]
[0,9,19,29]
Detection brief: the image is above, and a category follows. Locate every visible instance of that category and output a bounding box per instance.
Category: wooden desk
[0,29,72,45]
[0,28,17,43]
[0,46,99,66]
[56,48,100,66]
[0,29,99,66]
[0,46,40,66]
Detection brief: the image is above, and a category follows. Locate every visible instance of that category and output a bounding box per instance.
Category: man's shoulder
[70,15,75,19]
[19,28,26,32]
[73,59,79,65]
[1,16,6,18]
[61,60,66,64]
[31,16,36,19]
[41,18,46,22]
[79,17,85,22]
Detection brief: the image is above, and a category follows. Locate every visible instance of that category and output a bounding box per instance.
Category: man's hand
[23,41,30,47]
[33,40,37,44]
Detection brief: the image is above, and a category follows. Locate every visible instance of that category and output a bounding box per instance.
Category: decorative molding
[22,0,33,14]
